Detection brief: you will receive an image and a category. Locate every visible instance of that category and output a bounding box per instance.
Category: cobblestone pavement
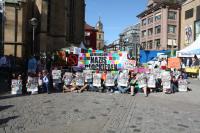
[0,79,200,133]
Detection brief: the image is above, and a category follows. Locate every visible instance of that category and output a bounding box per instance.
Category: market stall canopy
[177,35,200,58]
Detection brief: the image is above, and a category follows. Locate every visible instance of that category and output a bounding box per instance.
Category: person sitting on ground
[136,72,148,97]
[117,70,130,94]
[171,76,178,93]
[62,72,73,93]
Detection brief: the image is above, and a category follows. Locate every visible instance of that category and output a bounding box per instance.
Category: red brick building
[84,23,98,49]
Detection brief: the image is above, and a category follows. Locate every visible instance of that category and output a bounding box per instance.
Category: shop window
[195,20,200,40]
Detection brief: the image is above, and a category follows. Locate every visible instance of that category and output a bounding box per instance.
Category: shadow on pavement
[0,116,19,126]
[0,94,28,100]
[0,105,14,112]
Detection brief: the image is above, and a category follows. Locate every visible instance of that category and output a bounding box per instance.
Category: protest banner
[105,72,116,86]
[147,74,156,88]
[27,77,38,94]
[11,80,22,95]
[78,51,128,70]
[167,58,181,69]
[63,72,73,85]
[118,70,129,86]
[178,79,188,92]
[93,73,102,87]
[75,72,84,86]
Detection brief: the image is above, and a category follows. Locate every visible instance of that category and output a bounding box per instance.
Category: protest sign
[168,58,181,69]
[27,77,38,93]
[93,73,102,87]
[105,72,116,86]
[11,80,22,95]
[161,71,171,89]
[83,70,93,81]
[124,60,136,70]
[137,73,147,88]
[118,70,129,86]
[147,74,156,88]
[178,79,188,92]
[63,72,73,85]
[75,72,84,86]
[52,70,62,83]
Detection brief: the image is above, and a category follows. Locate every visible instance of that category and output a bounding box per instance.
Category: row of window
[141,25,176,37]
[141,39,161,49]
[141,11,177,26]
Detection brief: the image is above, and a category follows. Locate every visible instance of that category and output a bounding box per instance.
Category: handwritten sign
[178,79,188,92]
[168,58,181,69]
[11,80,22,95]
[93,73,102,87]
[63,72,73,85]
[105,72,116,86]
[26,77,38,93]
[118,70,129,86]
[147,74,156,88]
[75,72,84,86]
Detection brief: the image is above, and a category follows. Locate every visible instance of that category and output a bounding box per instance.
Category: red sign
[67,54,78,66]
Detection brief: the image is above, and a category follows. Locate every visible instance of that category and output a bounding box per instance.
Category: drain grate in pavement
[107,129,116,133]
[129,125,137,128]
[133,129,141,132]
[73,109,80,113]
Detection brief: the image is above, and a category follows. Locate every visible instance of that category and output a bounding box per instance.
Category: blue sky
[85,0,147,44]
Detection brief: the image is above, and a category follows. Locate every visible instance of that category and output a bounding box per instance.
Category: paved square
[0,79,200,133]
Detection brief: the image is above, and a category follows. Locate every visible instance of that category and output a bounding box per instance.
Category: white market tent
[177,35,200,58]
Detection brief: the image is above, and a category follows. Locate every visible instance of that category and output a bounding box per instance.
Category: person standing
[28,56,37,74]
[160,58,167,70]
[42,70,50,94]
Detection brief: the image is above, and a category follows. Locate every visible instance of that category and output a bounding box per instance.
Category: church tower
[95,17,104,50]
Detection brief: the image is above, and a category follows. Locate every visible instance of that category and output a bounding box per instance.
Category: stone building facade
[2,0,85,57]
[180,0,200,49]
[137,0,181,51]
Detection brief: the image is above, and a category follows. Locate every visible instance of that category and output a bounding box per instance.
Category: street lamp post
[30,18,38,55]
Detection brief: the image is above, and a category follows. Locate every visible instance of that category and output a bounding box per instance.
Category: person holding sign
[136,72,148,97]
[117,70,130,94]
[42,70,50,94]
[51,67,62,92]
[62,72,73,93]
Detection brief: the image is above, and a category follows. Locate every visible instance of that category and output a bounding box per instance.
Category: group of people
[10,63,189,97]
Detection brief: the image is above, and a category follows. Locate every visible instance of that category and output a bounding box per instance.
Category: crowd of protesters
[6,53,192,97]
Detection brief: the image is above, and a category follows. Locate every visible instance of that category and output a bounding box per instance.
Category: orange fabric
[101,73,107,81]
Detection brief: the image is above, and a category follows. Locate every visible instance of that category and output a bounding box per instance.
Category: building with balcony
[137,0,181,51]
[180,0,200,49]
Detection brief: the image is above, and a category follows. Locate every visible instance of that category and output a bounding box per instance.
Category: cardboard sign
[105,72,116,86]
[27,77,38,93]
[63,72,73,85]
[168,58,181,69]
[83,70,93,81]
[52,70,61,79]
[75,72,84,86]
[161,71,171,89]
[93,73,102,87]
[118,70,129,86]
[11,80,22,95]
[178,79,188,92]
[137,73,147,88]
[147,74,156,88]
